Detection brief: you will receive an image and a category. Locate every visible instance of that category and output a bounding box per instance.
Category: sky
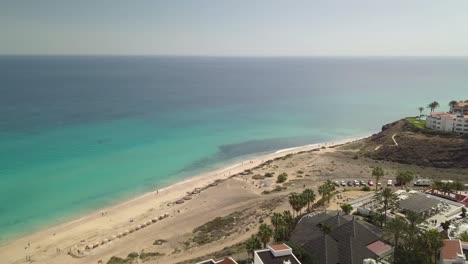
[1,0,468,56]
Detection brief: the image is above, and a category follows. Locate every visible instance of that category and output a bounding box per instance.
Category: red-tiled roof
[270,244,290,251]
[217,257,237,264]
[366,240,392,256]
[441,240,463,260]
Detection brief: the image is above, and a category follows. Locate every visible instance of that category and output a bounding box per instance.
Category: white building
[454,115,468,135]
[452,102,468,115]
[254,244,301,264]
[426,112,456,132]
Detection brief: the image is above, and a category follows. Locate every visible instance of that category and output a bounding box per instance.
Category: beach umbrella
[110,235,117,240]
[93,243,99,248]
[159,215,164,220]
[86,245,93,250]
[117,232,123,238]
[152,218,158,223]
[146,221,152,226]
[136,225,141,230]
[123,230,129,235]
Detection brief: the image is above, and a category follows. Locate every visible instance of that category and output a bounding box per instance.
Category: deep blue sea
[0,56,467,242]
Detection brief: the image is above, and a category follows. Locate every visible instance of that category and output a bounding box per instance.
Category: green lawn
[406,117,426,129]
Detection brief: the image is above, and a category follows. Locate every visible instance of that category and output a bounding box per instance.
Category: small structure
[254,244,301,264]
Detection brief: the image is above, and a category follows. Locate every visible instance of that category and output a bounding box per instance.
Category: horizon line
[2,54,468,58]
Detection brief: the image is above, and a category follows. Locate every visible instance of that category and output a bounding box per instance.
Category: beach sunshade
[159,215,164,220]
[86,245,93,250]
[117,232,123,238]
[146,221,152,225]
[111,235,117,240]
[152,218,158,222]
[93,243,99,248]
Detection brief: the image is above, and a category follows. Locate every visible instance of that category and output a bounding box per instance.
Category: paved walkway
[392,134,398,146]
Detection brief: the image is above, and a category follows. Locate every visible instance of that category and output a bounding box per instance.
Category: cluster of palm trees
[245,211,295,259]
[288,188,315,217]
[374,187,399,227]
[419,100,468,117]
[288,180,336,217]
[384,214,443,264]
[318,180,336,204]
[430,180,464,196]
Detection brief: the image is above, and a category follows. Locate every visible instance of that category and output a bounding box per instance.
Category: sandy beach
[0,136,368,264]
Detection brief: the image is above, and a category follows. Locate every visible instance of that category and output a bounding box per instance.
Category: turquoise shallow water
[0,56,467,242]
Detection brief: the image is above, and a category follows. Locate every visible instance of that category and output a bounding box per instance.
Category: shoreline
[0,134,369,263]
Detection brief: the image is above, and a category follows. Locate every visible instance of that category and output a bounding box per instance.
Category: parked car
[340,181,346,187]
[353,180,359,186]
[377,182,382,186]
[367,180,374,186]
[387,180,393,186]
[359,180,366,186]
[347,181,354,186]
[334,181,340,187]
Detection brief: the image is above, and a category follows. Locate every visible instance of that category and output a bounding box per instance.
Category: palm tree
[340,203,353,215]
[271,212,283,233]
[423,229,443,263]
[405,211,426,229]
[384,217,408,258]
[449,100,458,113]
[427,101,440,112]
[418,107,424,119]
[431,180,443,194]
[318,180,335,204]
[375,188,398,227]
[301,189,316,212]
[288,193,306,217]
[372,167,384,191]
[257,224,273,248]
[453,181,464,196]
[245,234,261,259]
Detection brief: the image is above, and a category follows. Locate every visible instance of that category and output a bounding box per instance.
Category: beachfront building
[426,112,456,132]
[253,244,302,264]
[291,211,392,264]
[452,102,468,115]
[454,115,468,135]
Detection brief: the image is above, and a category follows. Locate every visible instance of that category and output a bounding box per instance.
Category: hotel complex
[426,102,468,134]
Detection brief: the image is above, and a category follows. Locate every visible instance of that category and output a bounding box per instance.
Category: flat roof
[399,193,441,214]
[256,250,300,264]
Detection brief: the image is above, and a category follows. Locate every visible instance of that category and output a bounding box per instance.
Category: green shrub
[361,186,371,192]
[264,172,274,177]
[277,173,288,183]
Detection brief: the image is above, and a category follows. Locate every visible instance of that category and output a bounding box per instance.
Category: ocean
[0,56,467,242]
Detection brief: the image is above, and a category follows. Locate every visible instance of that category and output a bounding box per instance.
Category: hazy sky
[2,0,468,56]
